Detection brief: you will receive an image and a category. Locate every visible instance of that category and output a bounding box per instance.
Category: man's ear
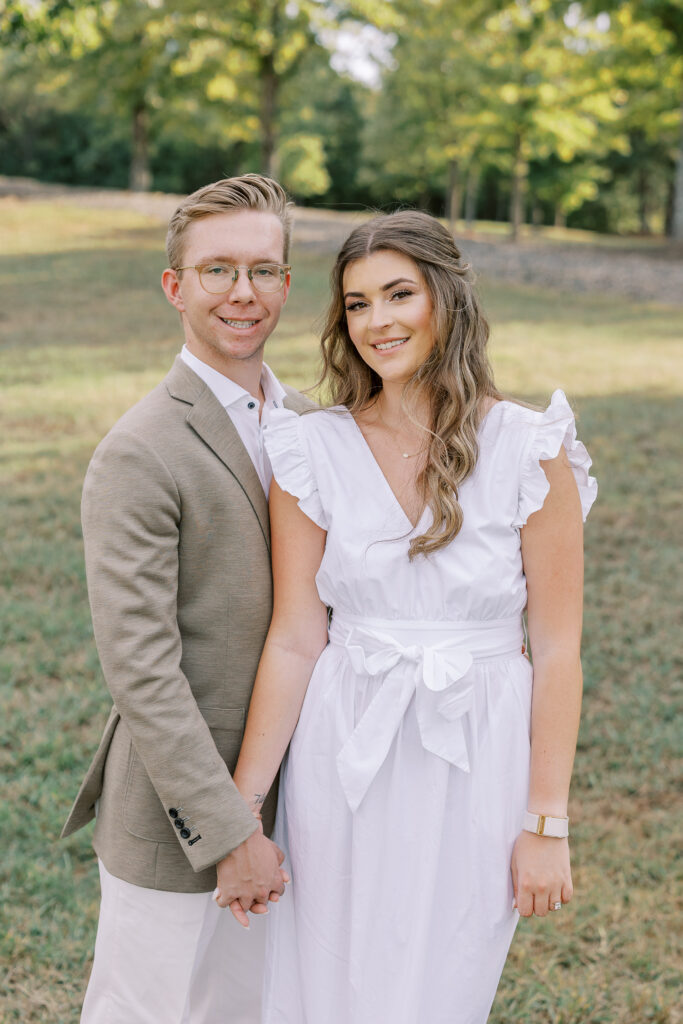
[281,269,291,305]
[161,268,186,313]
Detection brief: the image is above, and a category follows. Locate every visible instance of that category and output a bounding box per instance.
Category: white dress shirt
[180,345,287,496]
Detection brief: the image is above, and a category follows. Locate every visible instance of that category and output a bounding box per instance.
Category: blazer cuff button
[180,828,191,839]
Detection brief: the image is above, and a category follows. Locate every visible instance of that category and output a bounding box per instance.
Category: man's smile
[218,317,261,329]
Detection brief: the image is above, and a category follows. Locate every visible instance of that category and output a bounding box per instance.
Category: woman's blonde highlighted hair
[166,174,293,269]
[320,210,501,559]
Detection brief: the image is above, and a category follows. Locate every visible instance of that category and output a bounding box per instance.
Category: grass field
[1,197,682,1023]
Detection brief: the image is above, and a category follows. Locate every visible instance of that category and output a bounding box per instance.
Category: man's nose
[228,267,257,301]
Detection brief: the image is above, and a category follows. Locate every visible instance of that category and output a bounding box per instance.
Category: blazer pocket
[122,706,246,844]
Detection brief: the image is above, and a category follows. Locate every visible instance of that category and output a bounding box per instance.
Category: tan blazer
[62,357,314,893]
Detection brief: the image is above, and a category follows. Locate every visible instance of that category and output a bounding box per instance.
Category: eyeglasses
[174,262,291,294]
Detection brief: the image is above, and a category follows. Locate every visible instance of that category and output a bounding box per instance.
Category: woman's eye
[391,289,413,300]
[345,301,366,312]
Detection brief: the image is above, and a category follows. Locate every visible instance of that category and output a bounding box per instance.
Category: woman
[229,210,597,1023]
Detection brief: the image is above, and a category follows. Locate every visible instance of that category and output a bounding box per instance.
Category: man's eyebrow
[195,255,283,265]
[344,277,417,299]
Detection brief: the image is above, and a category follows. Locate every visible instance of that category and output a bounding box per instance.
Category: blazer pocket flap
[123,706,247,843]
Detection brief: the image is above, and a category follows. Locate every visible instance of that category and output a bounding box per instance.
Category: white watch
[523,811,569,838]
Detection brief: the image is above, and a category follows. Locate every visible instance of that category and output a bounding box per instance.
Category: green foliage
[278,134,331,195]
[0,0,680,232]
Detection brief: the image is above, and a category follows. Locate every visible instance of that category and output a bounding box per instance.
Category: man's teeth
[375,338,408,351]
[220,318,258,328]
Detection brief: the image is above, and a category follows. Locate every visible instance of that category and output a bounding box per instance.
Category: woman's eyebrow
[344,277,417,299]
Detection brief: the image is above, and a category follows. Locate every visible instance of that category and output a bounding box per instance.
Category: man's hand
[214,828,289,928]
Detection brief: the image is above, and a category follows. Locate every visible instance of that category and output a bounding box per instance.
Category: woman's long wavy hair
[319,210,501,560]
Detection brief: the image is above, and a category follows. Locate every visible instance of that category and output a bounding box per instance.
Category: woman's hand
[510,830,573,918]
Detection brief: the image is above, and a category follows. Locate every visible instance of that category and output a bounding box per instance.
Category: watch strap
[523,811,569,838]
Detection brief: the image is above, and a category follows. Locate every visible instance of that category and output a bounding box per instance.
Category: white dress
[260,391,597,1024]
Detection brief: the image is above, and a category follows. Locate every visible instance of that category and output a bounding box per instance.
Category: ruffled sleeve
[263,407,328,530]
[514,389,597,528]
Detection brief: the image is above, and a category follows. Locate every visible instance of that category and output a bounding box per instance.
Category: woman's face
[342,251,435,385]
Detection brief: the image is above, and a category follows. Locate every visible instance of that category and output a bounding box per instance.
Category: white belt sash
[331,613,524,812]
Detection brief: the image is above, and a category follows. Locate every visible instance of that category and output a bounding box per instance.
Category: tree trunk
[129,103,151,192]
[638,166,651,235]
[260,51,278,177]
[259,0,282,177]
[446,159,461,232]
[671,81,683,240]
[509,132,526,241]
[554,207,566,228]
[465,164,480,229]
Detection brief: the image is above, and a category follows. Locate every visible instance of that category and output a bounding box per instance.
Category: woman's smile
[343,250,435,382]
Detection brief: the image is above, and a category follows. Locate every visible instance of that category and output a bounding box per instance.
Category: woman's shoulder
[494,390,598,526]
[479,389,576,436]
[265,404,356,466]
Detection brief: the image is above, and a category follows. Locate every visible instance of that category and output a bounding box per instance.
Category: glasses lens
[250,264,285,292]
[199,265,236,293]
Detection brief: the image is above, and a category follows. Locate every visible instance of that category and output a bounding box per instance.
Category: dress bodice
[263,390,596,623]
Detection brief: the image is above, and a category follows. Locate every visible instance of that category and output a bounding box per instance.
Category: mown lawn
[1,198,681,1023]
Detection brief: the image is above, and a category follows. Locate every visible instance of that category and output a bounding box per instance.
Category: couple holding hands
[62,174,596,1023]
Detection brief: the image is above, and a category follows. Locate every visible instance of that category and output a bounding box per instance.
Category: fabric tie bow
[336,626,476,812]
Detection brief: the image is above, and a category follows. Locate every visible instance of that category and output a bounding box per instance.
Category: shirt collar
[180,345,286,411]
[260,360,287,409]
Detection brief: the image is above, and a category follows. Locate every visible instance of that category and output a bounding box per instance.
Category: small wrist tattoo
[251,793,266,814]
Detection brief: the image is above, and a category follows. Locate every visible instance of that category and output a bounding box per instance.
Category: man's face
[162,210,290,373]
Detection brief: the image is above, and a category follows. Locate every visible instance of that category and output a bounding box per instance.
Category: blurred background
[1,0,683,238]
[1,2,681,1022]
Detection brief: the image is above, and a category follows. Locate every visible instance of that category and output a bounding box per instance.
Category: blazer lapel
[165,358,270,549]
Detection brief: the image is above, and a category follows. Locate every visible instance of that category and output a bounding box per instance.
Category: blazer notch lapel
[186,391,270,549]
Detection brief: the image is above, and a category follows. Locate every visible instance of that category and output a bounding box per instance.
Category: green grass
[1,197,682,1022]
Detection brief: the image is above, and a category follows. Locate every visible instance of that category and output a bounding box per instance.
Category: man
[61,174,312,1023]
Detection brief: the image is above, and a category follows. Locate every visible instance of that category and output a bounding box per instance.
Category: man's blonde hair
[166,174,293,269]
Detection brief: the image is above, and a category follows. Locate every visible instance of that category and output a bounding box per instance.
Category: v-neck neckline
[342,409,429,532]
[340,400,504,533]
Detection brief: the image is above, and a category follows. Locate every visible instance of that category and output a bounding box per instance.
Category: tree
[587,0,683,237]
[363,0,626,237]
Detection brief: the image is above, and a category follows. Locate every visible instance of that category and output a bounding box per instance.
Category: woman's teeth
[374,338,408,351]
[220,318,258,328]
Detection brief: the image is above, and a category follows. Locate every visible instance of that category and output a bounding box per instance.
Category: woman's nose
[368,302,393,330]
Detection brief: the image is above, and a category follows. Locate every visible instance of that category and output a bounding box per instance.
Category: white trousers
[81,860,265,1024]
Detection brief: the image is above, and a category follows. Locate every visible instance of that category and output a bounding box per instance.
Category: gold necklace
[376,407,428,459]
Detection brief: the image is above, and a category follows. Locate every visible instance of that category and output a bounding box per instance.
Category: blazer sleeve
[81,428,258,872]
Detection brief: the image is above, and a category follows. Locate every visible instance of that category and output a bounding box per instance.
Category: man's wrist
[216,817,261,866]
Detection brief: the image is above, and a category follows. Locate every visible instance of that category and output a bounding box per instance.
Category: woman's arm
[512,448,584,918]
[232,480,329,817]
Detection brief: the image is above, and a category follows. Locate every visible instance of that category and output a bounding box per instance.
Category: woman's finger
[227,899,250,929]
[548,893,563,913]
[516,887,534,918]
[249,902,269,915]
[532,890,550,917]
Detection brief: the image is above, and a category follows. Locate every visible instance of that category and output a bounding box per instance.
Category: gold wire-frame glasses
[174,262,291,294]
